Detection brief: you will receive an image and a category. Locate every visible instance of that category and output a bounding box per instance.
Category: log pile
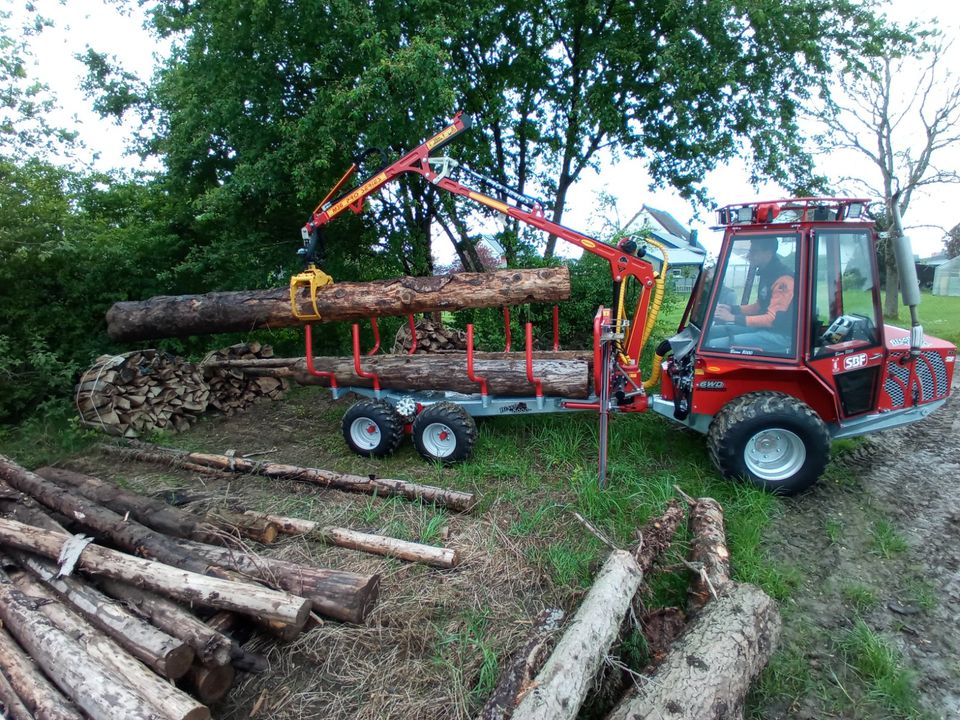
[392,318,467,354]
[478,493,781,720]
[0,453,458,717]
[75,350,210,437]
[201,341,288,415]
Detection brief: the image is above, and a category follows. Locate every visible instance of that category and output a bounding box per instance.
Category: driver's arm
[734,274,795,328]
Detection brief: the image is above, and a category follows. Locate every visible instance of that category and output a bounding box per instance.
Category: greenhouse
[933,255,960,296]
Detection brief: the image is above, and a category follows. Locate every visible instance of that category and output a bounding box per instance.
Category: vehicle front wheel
[412,402,477,464]
[342,399,404,458]
[707,392,830,495]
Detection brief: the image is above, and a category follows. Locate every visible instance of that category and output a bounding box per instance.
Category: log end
[186,663,235,706]
[161,642,198,681]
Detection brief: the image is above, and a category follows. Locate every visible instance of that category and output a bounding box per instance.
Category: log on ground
[0,624,84,720]
[106,267,571,341]
[686,496,732,614]
[606,583,781,720]
[511,550,643,720]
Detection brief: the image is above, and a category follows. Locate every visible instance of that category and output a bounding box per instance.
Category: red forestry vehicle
[294,113,955,493]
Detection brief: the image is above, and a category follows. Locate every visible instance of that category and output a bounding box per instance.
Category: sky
[14,0,960,260]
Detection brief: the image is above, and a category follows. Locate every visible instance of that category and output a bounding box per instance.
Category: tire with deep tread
[412,402,477,464]
[707,392,830,495]
[341,399,404,458]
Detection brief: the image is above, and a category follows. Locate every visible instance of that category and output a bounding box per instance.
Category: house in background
[626,205,708,292]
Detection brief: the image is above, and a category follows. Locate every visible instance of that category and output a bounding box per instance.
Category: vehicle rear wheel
[707,392,830,495]
[412,402,477,464]
[342,399,404,458]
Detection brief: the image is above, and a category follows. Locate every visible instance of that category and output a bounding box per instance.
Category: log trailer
[293,113,955,493]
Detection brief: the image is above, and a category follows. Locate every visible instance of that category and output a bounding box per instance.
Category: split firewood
[100,442,477,512]
[0,458,376,625]
[511,550,643,720]
[392,317,468,354]
[74,349,209,438]
[0,517,311,628]
[686,496,732,614]
[105,266,571,341]
[241,511,458,569]
[201,342,288,416]
[0,569,160,720]
[10,570,210,720]
[0,624,84,720]
[605,583,781,720]
[477,608,565,720]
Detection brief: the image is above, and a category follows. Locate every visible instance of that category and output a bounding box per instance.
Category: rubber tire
[341,399,404,458]
[412,402,478,464]
[707,392,830,495]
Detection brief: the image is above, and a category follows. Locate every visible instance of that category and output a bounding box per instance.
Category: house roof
[638,205,708,254]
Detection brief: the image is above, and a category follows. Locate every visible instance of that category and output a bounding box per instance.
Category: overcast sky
[15,0,960,259]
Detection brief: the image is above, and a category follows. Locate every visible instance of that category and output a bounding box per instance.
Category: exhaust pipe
[890,194,923,357]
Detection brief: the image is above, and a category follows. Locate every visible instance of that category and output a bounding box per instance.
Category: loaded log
[0,624,83,720]
[106,267,571,341]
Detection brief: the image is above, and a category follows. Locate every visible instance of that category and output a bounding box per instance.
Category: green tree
[944,223,960,258]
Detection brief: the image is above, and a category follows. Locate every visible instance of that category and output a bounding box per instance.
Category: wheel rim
[744,428,806,481]
[421,422,457,459]
[349,417,382,450]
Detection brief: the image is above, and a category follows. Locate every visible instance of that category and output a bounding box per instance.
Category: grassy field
[1,291,957,718]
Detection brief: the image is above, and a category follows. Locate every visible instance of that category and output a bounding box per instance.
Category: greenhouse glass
[933,255,960,296]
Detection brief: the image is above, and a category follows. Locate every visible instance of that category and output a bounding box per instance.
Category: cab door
[806,228,885,417]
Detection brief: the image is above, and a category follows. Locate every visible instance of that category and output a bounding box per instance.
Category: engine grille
[881,351,950,409]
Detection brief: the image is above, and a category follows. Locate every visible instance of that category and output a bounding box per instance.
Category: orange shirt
[740,274,795,328]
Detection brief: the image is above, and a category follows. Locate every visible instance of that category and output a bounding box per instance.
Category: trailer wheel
[412,402,477,464]
[342,400,404,458]
[707,392,830,495]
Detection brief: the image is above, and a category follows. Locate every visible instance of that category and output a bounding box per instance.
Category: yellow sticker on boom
[328,172,388,217]
[426,124,459,150]
[582,239,596,249]
[468,191,510,214]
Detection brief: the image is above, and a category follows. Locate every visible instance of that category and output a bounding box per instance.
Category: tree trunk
[0,624,84,720]
[10,571,209,720]
[687,497,732,615]
[0,517,311,628]
[0,577,159,720]
[511,550,643,720]
[477,608,565,720]
[184,663,235,706]
[11,549,194,680]
[101,443,477,512]
[105,267,571,341]
[606,584,781,720]
[207,354,591,399]
[97,581,234,668]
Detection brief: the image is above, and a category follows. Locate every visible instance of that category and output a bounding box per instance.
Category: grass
[841,583,879,615]
[869,518,909,559]
[912,292,960,346]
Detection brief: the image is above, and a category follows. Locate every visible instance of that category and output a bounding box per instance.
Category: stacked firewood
[392,318,468,354]
[0,454,398,719]
[201,341,288,415]
[75,350,210,438]
[478,492,782,720]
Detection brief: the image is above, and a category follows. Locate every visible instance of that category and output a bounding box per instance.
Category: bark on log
[12,550,194,680]
[10,571,209,720]
[1,458,375,624]
[203,509,278,544]
[210,354,591,398]
[0,576,159,720]
[0,518,311,628]
[511,550,643,720]
[106,267,571,341]
[633,499,685,577]
[606,583,781,720]
[687,497,732,615]
[98,581,234,668]
[101,442,477,512]
[0,624,84,720]
[477,608,565,720]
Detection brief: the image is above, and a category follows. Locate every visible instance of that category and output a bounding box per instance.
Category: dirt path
[759,370,960,719]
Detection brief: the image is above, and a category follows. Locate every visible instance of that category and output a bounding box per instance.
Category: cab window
[700,233,799,358]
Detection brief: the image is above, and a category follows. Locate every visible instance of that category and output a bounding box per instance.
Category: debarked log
[106,267,571,341]
[606,583,781,720]
[0,624,84,720]
[208,354,591,399]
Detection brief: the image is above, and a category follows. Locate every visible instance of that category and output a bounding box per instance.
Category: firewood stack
[0,454,393,720]
[392,318,468,354]
[200,342,289,415]
[75,350,210,438]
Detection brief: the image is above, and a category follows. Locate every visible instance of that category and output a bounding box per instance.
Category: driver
[711,237,795,351]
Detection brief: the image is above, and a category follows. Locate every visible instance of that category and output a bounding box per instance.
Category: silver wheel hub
[421,422,456,458]
[349,417,382,450]
[744,428,806,482]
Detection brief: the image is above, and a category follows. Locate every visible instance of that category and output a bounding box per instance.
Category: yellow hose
[640,239,669,389]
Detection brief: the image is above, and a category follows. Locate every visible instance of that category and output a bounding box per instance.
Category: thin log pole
[0,624,84,720]
[0,517,311,628]
[686,496,732,614]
